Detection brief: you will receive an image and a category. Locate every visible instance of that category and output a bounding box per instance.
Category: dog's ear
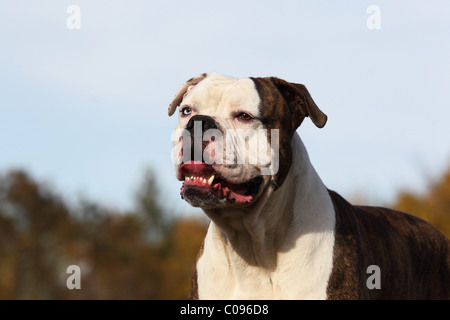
[168,73,208,116]
[270,77,327,128]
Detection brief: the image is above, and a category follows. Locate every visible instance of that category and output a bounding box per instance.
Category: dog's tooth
[207,175,214,185]
[185,176,188,181]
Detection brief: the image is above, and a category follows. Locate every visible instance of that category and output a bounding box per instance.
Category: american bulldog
[168,72,449,299]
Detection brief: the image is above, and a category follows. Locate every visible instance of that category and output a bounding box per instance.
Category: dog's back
[327,190,450,299]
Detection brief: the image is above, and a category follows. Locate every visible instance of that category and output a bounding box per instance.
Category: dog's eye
[237,112,253,121]
[180,106,192,116]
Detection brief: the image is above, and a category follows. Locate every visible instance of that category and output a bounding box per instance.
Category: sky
[0,1,449,217]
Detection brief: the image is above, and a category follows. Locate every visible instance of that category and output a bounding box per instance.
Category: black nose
[184,115,218,163]
[185,115,217,133]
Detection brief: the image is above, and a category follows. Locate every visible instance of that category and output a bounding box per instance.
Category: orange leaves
[392,165,450,238]
[0,169,207,299]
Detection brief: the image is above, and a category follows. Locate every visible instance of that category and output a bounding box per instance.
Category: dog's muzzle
[177,116,264,208]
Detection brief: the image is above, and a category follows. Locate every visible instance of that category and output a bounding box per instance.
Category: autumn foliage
[0,165,448,299]
[0,169,207,299]
[391,165,450,238]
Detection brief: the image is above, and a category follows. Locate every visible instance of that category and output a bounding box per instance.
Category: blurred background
[0,1,449,299]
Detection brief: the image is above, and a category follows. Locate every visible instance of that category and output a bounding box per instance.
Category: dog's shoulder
[328,189,449,248]
[353,204,449,251]
[327,189,449,299]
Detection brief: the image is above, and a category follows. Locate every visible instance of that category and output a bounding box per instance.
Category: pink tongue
[215,184,253,204]
[229,191,252,203]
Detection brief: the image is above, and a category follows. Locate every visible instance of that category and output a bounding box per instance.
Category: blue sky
[1,1,449,216]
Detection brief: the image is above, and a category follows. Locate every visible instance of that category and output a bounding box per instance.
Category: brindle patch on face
[250,77,300,189]
[249,76,327,189]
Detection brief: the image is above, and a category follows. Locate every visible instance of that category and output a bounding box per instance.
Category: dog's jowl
[169,72,450,300]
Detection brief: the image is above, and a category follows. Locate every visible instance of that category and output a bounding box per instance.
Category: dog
[168,72,449,299]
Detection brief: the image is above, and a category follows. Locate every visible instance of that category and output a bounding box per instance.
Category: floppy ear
[270,77,327,128]
[168,73,208,116]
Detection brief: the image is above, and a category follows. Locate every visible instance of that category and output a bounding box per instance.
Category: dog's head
[169,72,327,209]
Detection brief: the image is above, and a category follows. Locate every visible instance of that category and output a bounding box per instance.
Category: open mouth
[179,161,263,204]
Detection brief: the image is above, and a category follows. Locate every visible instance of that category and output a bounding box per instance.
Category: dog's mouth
[179,161,263,205]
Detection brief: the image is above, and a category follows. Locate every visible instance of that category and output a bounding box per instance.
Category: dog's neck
[203,133,335,270]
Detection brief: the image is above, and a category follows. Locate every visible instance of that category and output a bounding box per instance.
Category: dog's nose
[184,115,218,163]
[185,115,217,133]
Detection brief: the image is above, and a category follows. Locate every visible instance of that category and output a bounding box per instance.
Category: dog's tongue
[228,190,253,203]
[180,161,214,177]
[214,184,253,204]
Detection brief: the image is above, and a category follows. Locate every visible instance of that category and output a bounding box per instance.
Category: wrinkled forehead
[181,74,261,117]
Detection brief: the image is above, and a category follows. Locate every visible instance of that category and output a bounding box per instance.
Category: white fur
[197,133,336,299]
[179,73,261,121]
[174,73,268,185]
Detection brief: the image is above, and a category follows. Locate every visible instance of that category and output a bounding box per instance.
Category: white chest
[196,224,335,300]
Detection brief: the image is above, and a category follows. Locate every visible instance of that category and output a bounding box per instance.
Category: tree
[0,170,72,298]
[0,168,208,299]
[133,168,171,243]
